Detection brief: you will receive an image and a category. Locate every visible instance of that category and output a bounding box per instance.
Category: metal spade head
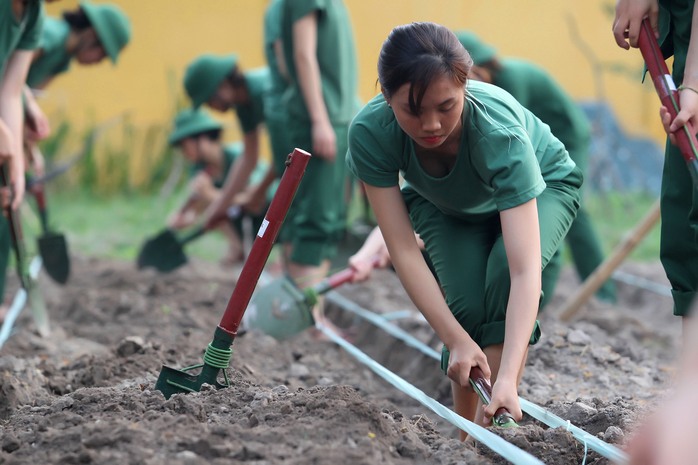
[243,276,315,340]
[136,229,188,273]
[38,232,70,284]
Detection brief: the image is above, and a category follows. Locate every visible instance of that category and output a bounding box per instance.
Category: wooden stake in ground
[559,200,661,321]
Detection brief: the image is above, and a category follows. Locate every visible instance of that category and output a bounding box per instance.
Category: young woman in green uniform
[613,0,697,328]
[183,54,277,227]
[455,31,616,306]
[0,0,44,322]
[346,22,581,431]
[167,109,272,265]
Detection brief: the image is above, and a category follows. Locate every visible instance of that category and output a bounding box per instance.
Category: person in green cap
[183,53,278,233]
[22,0,131,146]
[455,30,616,307]
[613,0,697,333]
[347,22,581,433]
[277,0,359,332]
[0,0,45,323]
[167,109,274,266]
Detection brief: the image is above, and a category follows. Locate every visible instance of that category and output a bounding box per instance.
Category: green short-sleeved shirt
[26,16,71,88]
[190,142,269,191]
[347,81,576,221]
[494,58,590,154]
[0,0,44,73]
[236,67,271,134]
[280,0,358,124]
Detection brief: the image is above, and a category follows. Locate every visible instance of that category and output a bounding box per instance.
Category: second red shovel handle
[638,18,698,184]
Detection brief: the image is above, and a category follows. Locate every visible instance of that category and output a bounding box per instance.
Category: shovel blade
[155,364,227,399]
[137,229,188,273]
[243,276,315,340]
[38,232,70,284]
[27,282,50,337]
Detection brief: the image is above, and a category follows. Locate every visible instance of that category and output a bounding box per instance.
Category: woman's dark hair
[63,7,93,31]
[198,129,222,142]
[378,22,472,114]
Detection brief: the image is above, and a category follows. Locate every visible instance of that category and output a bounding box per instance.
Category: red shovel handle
[469,366,515,425]
[323,255,383,290]
[218,149,311,336]
[638,18,698,180]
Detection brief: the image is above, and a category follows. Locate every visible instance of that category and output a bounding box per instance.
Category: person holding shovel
[167,108,273,266]
[183,54,277,231]
[346,22,581,432]
[0,0,45,323]
[455,31,616,307]
[612,0,698,330]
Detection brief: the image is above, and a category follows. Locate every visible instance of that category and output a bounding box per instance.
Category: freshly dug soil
[0,255,680,464]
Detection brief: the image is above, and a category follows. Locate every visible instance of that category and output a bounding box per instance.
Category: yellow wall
[40,0,664,190]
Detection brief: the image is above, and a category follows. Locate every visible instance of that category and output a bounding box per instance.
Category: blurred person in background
[456,31,616,307]
[166,109,273,266]
[277,0,359,334]
[613,0,697,331]
[0,0,44,323]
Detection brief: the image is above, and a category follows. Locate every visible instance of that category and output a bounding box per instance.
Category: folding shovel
[243,256,382,340]
[0,167,49,337]
[137,205,242,273]
[154,148,310,399]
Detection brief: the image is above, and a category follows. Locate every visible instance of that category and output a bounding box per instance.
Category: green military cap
[183,54,238,108]
[80,1,131,63]
[454,30,497,65]
[168,109,223,146]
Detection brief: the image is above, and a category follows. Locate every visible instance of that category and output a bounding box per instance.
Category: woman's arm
[0,50,34,208]
[484,198,541,422]
[293,11,336,160]
[365,184,491,386]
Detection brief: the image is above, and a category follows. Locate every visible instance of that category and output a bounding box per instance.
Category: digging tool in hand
[32,183,69,284]
[0,167,49,337]
[638,17,698,187]
[243,256,382,340]
[137,205,243,273]
[154,148,310,399]
[469,366,518,428]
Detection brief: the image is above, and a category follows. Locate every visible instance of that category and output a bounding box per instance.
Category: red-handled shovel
[154,148,310,399]
[638,17,698,187]
[469,366,518,428]
[243,256,382,340]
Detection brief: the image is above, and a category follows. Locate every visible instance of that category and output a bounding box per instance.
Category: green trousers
[405,168,582,351]
[278,123,349,266]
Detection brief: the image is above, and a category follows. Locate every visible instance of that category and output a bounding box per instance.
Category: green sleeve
[287,0,327,23]
[347,114,401,188]
[17,2,44,50]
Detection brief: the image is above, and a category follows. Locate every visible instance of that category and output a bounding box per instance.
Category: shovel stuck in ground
[0,167,49,337]
[32,184,69,285]
[137,205,242,273]
[154,148,310,399]
[243,256,382,340]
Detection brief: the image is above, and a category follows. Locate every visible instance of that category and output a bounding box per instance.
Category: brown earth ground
[0,253,681,465]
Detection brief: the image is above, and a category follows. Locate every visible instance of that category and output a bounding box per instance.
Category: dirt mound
[0,256,681,464]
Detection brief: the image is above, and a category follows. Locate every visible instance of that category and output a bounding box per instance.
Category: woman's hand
[612,0,659,49]
[483,377,522,425]
[311,119,336,161]
[660,87,698,145]
[446,336,491,389]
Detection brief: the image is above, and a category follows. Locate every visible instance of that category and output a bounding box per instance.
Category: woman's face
[387,74,465,151]
[178,137,200,163]
[75,29,107,64]
[208,81,239,112]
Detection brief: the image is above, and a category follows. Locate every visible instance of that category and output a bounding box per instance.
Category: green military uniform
[26,16,70,88]
[456,31,615,305]
[656,0,698,316]
[263,0,292,177]
[0,0,44,303]
[347,82,581,363]
[279,0,358,265]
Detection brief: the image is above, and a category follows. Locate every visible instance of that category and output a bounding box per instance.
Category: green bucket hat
[168,109,223,146]
[184,54,238,108]
[80,1,131,64]
[454,31,497,66]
